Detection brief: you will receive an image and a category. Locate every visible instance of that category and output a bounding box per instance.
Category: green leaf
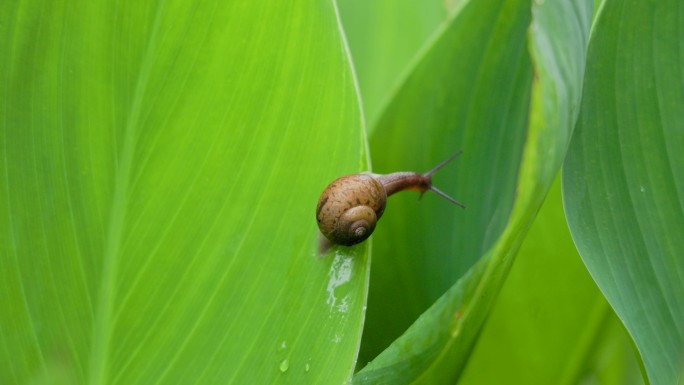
[563,0,684,383]
[338,0,446,130]
[0,1,368,384]
[353,0,592,382]
[358,0,532,365]
[459,176,643,385]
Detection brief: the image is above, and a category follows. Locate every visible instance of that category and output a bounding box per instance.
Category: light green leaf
[563,0,684,383]
[354,0,592,382]
[0,1,367,384]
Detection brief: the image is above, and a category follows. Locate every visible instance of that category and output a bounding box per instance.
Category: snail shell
[316,174,386,246]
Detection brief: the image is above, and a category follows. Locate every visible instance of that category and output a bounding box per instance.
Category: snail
[316,150,465,248]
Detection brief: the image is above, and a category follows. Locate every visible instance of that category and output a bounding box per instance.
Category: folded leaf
[354,0,592,382]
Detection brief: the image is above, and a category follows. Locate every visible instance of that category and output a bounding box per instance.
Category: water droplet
[279,359,290,373]
[640,185,646,193]
[332,334,341,343]
[337,295,350,313]
[304,363,310,372]
[326,253,354,310]
[280,340,287,350]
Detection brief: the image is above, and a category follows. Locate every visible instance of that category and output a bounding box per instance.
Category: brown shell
[316,174,387,245]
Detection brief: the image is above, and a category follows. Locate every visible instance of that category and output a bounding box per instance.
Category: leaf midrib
[87,4,166,384]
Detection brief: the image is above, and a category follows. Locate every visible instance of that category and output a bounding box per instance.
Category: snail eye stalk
[424,149,463,177]
[428,185,465,208]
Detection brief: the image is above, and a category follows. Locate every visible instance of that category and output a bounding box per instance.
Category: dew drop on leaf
[279,359,290,373]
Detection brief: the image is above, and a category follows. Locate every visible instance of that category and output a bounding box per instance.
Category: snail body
[316,151,465,247]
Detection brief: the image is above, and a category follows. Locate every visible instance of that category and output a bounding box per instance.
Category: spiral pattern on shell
[316,174,387,246]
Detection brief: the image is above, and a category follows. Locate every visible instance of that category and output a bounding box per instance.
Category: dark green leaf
[563,0,684,383]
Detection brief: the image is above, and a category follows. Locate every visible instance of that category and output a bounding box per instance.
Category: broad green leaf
[354,0,592,382]
[563,0,684,383]
[338,0,446,130]
[0,1,367,384]
[459,176,643,385]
